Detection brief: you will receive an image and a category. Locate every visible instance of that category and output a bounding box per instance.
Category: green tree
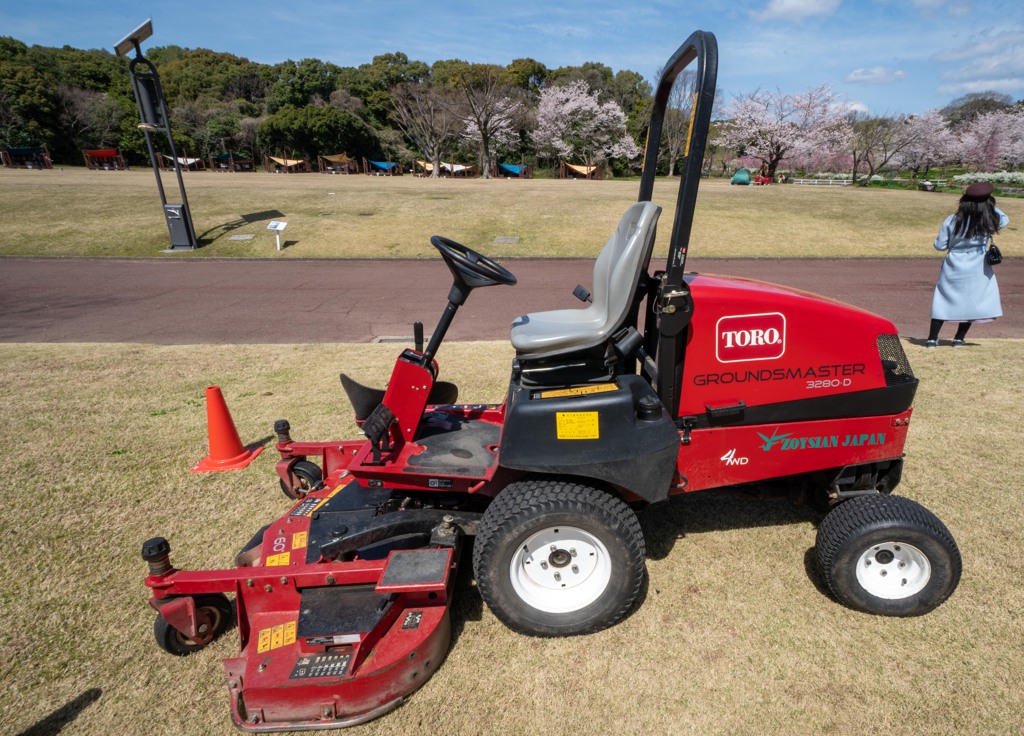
[267,58,344,112]
[258,104,376,160]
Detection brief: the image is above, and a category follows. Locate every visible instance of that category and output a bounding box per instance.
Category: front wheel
[279,460,323,500]
[816,494,961,616]
[154,594,233,656]
[473,479,645,636]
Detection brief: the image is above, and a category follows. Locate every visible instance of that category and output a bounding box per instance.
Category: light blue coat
[930,208,1008,321]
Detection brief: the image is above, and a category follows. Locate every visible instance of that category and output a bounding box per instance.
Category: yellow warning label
[556,411,600,440]
[257,621,298,653]
[265,552,291,567]
[539,383,617,399]
[291,532,308,550]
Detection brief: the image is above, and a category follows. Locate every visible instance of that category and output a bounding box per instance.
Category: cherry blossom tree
[449,64,525,178]
[846,112,952,184]
[531,80,641,168]
[892,110,957,180]
[956,107,1024,172]
[713,83,850,176]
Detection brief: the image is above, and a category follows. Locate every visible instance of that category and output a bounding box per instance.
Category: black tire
[473,479,645,636]
[816,494,961,616]
[279,460,323,500]
[154,594,233,656]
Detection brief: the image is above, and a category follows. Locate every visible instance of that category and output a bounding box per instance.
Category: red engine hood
[677,273,905,418]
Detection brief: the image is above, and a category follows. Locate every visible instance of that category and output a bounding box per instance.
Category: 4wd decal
[716,312,785,364]
[720,448,749,466]
[759,429,886,452]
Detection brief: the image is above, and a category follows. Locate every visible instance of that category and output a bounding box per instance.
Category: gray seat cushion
[511,201,662,358]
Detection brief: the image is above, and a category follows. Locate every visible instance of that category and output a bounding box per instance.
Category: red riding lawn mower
[141,31,961,731]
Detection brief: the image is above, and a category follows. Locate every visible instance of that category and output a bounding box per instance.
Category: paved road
[1,257,1022,343]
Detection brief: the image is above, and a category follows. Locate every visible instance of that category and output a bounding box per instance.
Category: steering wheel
[430,235,518,290]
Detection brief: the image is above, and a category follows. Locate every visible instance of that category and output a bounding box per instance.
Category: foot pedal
[376,548,453,594]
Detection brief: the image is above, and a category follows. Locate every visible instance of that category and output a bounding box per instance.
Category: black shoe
[952,339,966,348]
[925,339,938,348]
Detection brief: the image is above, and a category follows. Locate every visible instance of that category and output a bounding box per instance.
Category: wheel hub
[856,541,931,599]
[509,526,611,614]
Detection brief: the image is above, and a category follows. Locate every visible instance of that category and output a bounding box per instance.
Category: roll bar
[635,31,718,415]
[638,30,718,286]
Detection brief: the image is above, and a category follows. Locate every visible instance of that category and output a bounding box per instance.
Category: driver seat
[511,201,662,360]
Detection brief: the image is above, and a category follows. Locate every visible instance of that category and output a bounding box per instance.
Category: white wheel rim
[509,526,611,614]
[855,541,931,599]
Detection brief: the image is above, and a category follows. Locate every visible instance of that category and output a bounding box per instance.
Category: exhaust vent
[876,334,916,386]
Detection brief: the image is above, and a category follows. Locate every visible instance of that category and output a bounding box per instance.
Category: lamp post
[114,19,198,251]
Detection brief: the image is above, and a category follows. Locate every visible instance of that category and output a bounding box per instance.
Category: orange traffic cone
[190,386,264,473]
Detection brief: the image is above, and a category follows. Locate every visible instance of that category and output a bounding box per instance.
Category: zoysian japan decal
[716,312,786,363]
[758,429,887,452]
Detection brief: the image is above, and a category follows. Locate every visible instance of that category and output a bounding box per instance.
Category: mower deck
[145,478,469,731]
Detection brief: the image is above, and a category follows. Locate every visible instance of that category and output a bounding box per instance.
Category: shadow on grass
[640,487,819,562]
[196,210,286,246]
[16,687,102,736]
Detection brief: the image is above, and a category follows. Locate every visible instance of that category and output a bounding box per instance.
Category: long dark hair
[952,197,1001,239]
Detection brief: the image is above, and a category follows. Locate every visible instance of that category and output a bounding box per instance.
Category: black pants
[928,319,971,341]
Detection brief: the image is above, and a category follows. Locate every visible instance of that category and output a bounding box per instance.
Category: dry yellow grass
[1,167,1021,259]
[1,339,1022,735]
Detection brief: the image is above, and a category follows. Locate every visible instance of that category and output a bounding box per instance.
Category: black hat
[964,181,994,200]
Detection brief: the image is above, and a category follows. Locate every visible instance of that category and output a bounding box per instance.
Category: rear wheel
[154,594,233,656]
[816,494,961,616]
[473,479,645,636]
[279,460,322,500]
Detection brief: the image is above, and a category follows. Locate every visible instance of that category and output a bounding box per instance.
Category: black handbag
[986,237,1002,266]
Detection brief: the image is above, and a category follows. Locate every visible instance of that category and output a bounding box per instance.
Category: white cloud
[932,28,1024,95]
[845,66,908,84]
[754,0,842,22]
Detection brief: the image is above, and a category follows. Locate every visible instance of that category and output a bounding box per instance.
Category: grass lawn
[1,167,1021,259]
[1,339,1022,735]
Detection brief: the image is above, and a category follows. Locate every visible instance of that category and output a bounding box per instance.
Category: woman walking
[927,181,1008,347]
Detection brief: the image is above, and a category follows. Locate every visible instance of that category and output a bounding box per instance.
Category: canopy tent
[414,160,477,177]
[363,158,402,176]
[493,162,532,178]
[2,146,53,170]
[559,161,602,180]
[318,153,361,174]
[82,148,127,170]
[209,152,255,172]
[730,168,751,185]
[160,153,206,171]
[264,155,309,173]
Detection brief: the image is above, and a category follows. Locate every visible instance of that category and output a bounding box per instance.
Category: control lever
[572,285,593,303]
[611,326,659,382]
[414,321,424,352]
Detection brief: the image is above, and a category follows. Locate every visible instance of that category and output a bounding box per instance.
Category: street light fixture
[114,19,198,251]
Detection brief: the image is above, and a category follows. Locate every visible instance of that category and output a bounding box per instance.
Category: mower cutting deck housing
[141,30,961,731]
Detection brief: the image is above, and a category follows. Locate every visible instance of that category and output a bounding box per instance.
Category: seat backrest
[590,201,661,338]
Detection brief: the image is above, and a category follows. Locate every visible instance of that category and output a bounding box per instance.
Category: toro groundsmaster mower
[141,31,961,731]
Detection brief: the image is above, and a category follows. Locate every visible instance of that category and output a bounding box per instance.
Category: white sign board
[267,221,288,250]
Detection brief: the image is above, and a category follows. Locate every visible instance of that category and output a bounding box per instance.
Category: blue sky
[3,0,1023,115]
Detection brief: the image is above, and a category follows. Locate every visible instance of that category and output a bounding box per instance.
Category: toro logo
[715,312,786,364]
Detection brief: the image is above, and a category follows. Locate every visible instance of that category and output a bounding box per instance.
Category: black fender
[498,374,679,503]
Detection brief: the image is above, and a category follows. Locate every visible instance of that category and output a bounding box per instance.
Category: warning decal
[257,621,297,653]
[265,552,290,567]
[539,383,617,399]
[556,411,600,440]
[291,531,308,550]
[290,652,352,680]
